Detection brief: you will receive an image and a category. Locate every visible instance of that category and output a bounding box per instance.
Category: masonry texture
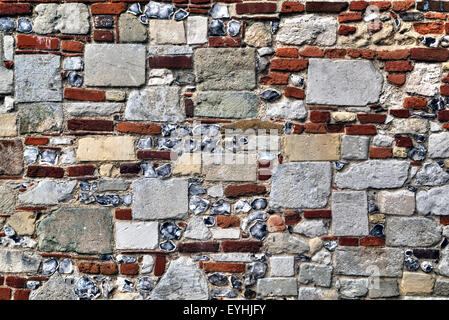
[1,0,449,301]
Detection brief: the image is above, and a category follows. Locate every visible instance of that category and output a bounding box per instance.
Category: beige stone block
[99,164,113,177]
[0,113,17,137]
[106,90,126,102]
[308,237,323,255]
[203,153,257,182]
[369,213,385,224]
[400,272,435,295]
[77,136,136,161]
[173,153,201,175]
[7,212,36,236]
[284,134,341,161]
[331,112,356,123]
[393,146,408,158]
[149,20,186,44]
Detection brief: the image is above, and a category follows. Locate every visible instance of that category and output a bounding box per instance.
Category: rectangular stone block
[15,54,62,102]
[307,58,383,106]
[0,67,13,94]
[341,135,369,160]
[335,247,404,277]
[210,228,240,239]
[115,221,158,250]
[378,190,415,215]
[19,103,63,134]
[194,48,256,90]
[269,162,332,209]
[203,153,257,182]
[0,139,23,176]
[400,272,435,295]
[194,91,259,119]
[84,44,146,87]
[0,249,41,273]
[0,113,16,136]
[269,256,295,277]
[76,136,136,161]
[132,178,188,220]
[257,278,298,296]
[284,134,341,161]
[187,16,208,44]
[332,191,369,236]
[149,20,186,44]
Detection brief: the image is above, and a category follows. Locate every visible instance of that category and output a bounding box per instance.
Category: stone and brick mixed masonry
[3,0,449,301]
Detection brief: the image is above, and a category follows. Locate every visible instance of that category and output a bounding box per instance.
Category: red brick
[284,86,305,99]
[185,98,194,117]
[410,48,449,62]
[304,210,332,219]
[338,25,357,35]
[441,85,449,96]
[224,184,266,197]
[414,21,445,34]
[347,49,376,59]
[120,163,140,174]
[392,0,414,11]
[403,97,427,109]
[370,147,393,159]
[299,46,325,57]
[208,36,241,47]
[377,49,410,60]
[305,123,327,133]
[438,110,449,121]
[0,3,31,16]
[61,40,84,53]
[338,237,359,246]
[425,12,447,20]
[27,166,64,178]
[137,150,176,160]
[216,216,240,228]
[5,276,26,289]
[284,212,301,225]
[441,216,449,226]
[178,242,220,253]
[235,2,277,14]
[310,111,330,123]
[222,240,262,252]
[390,109,410,117]
[0,288,11,300]
[385,60,414,72]
[338,12,363,22]
[115,209,132,220]
[64,88,105,101]
[202,262,246,273]
[4,61,13,69]
[293,124,305,134]
[387,73,406,85]
[267,215,286,232]
[67,119,114,131]
[93,30,114,42]
[77,262,100,274]
[306,1,348,12]
[120,263,139,275]
[370,1,392,10]
[349,0,368,10]
[276,47,298,58]
[357,113,387,123]
[100,262,118,275]
[116,122,162,135]
[148,55,192,69]
[13,289,30,301]
[91,2,127,14]
[17,35,59,50]
[360,236,385,246]
[154,255,166,276]
[326,124,345,133]
[260,72,290,85]
[345,125,377,135]
[395,136,413,147]
[24,137,49,146]
[270,58,308,71]
[281,1,305,13]
[325,48,347,58]
[67,165,95,177]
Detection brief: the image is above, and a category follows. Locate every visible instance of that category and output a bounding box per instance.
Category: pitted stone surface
[18,180,76,205]
[417,185,449,215]
[270,162,332,209]
[0,139,23,176]
[307,59,383,106]
[266,233,309,254]
[266,99,307,120]
[405,63,441,97]
[341,135,370,160]
[385,217,442,247]
[30,273,77,300]
[429,133,449,158]
[0,249,41,273]
[19,103,63,134]
[378,190,415,215]
[299,263,333,287]
[0,185,15,214]
[332,191,369,236]
[257,278,298,297]
[85,44,146,87]
[132,178,188,220]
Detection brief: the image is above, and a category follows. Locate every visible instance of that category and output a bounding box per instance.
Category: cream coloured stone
[210,228,240,239]
[393,146,408,158]
[7,212,36,236]
[378,190,415,216]
[106,90,126,101]
[309,237,323,255]
[244,22,272,47]
[203,153,257,181]
[369,214,385,224]
[77,136,136,161]
[0,113,16,136]
[400,272,435,295]
[149,20,186,44]
[172,153,201,175]
[331,112,356,123]
[99,164,114,177]
[284,134,341,161]
[187,16,208,44]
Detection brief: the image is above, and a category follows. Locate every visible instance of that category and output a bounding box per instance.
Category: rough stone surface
[338,278,369,298]
[0,185,15,214]
[378,190,415,215]
[132,178,188,220]
[119,14,147,43]
[385,217,442,247]
[266,99,307,120]
[307,59,383,106]
[414,162,449,186]
[19,103,63,134]
[293,220,328,238]
[18,180,76,205]
[195,91,258,119]
[85,44,146,87]
[0,113,16,137]
[299,263,333,287]
[244,22,272,48]
[270,162,332,209]
[417,185,449,216]
[37,207,114,254]
[30,273,77,300]
[269,256,295,277]
[187,16,208,44]
[257,278,298,296]
[389,118,429,135]
[0,249,41,273]
[405,63,441,97]
[266,233,309,254]
[368,279,400,298]
[400,272,435,295]
[203,153,257,182]
[56,3,90,34]
[284,134,340,161]
[7,211,36,236]
[332,191,369,236]
[184,216,211,240]
[77,136,136,161]
[115,221,158,250]
[341,135,370,160]
[0,139,23,176]
[149,20,186,45]
[429,133,449,158]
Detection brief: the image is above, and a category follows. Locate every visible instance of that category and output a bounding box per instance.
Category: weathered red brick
[137,150,176,160]
[403,97,427,109]
[120,163,140,174]
[349,0,368,10]
[61,40,85,53]
[148,56,192,69]
[216,216,240,228]
[326,124,345,133]
[154,255,166,276]
[347,49,376,59]
[413,21,445,34]
[202,262,246,273]
[64,88,105,101]
[306,1,348,12]
[222,240,262,252]
[178,242,220,253]
[284,211,301,225]
[370,147,393,159]
[338,237,359,246]
[304,210,332,219]
[120,263,139,275]
[270,58,308,71]
[325,48,347,58]
[284,86,305,99]
[410,48,449,62]
[77,262,100,274]
[338,12,363,22]
[224,184,266,197]
[310,111,330,123]
[17,35,59,50]
[387,73,406,85]
[385,60,414,72]
[67,119,114,131]
[305,123,327,133]
[100,262,118,275]
[24,137,49,146]
[276,47,298,58]
[27,166,64,178]
[260,72,290,85]
[267,215,286,232]
[91,2,127,14]
[299,46,325,57]
[392,0,415,11]
[116,122,162,135]
[0,288,11,300]
[441,216,449,226]
[360,236,385,246]
[93,30,114,42]
[281,1,305,13]
[357,113,387,123]
[115,209,132,220]
[235,2,277,14]
[338,25,357,35]
[370,1,392,10]
[67,165,95,177]
[377,49,410,60]
[5,276,26,289]
[0,3,31,16]
[345,125,377,135]
[425,12,447,20]
[441,85,449,96]
[208,36,241,47]
[390,109,410,117]
[438,110,449,121]
[13,289,30,301]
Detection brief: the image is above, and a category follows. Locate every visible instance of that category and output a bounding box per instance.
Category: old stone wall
[0,0,449,300]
